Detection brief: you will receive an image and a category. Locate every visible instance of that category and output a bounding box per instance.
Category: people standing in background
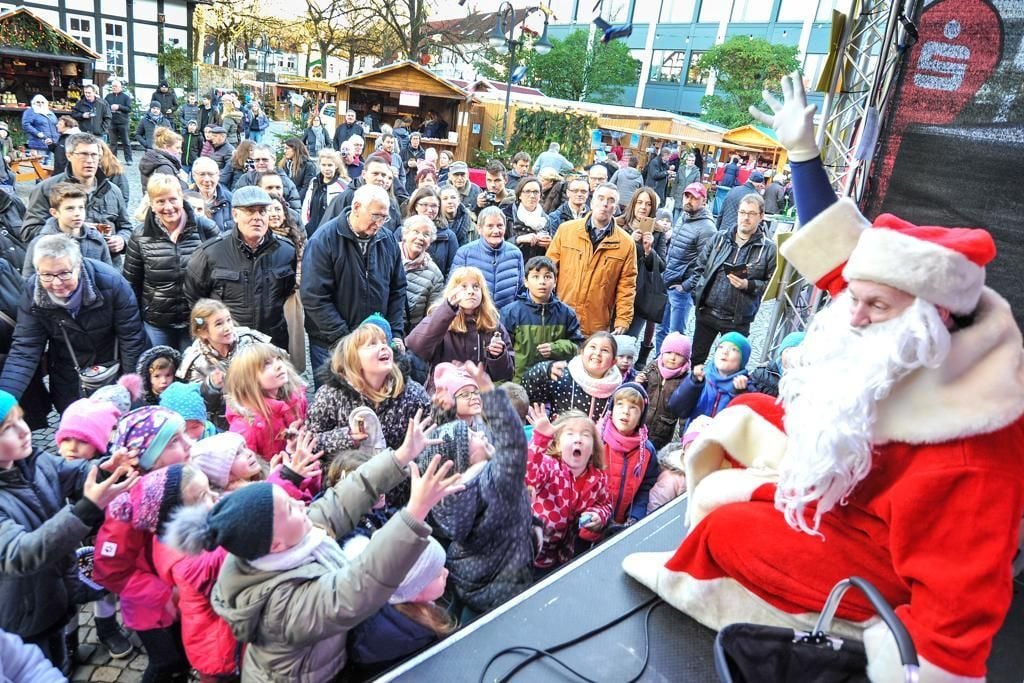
[152,81,178,121]
[71,84,111,139]
[104,79,134,164]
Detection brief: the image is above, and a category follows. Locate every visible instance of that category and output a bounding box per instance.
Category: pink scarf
[657,356,689,380]
[600,416,648,457]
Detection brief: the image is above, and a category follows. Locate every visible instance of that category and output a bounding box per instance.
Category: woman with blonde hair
[139,126,188,191]
[225,342,307,460]
[123,173,219,350]
[178,298,271,430]
[406,266,514,389]
[301,148,348,234]
[307,322,430,459]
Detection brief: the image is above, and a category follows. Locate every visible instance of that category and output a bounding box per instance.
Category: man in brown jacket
[546,182,638,335]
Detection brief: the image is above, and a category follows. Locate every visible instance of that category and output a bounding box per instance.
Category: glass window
[778,0,817,21]
[660,0,696,23]
[633,0,659,23]
[68,16,92,48]
[732,0,772,22]
[802,53,827,89]
[686,51,708,85]
[816,0,851,20]
[104,22,127,78]
[603,0,630,23]
[548,0,576,24]
[649,50,686,83]
[698,1,729,22]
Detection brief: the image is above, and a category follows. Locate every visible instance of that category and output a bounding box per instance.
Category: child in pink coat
[525,406,611,575]
[225,342,308,460]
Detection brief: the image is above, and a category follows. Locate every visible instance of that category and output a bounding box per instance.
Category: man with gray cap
[716,170,765,233]
[446,161,480,212]
[184,186,296,348]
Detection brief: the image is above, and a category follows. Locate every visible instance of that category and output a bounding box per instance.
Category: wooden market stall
[275,74,335,121]
[331,61,474,161]
[723,124,788,171]
[0,9,100,147]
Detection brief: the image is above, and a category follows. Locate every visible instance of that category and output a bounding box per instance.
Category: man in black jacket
[184,186,296,348]
[231,143,302,212]
[655,182,716,354]
[301,183,406,384]
[104,79,134,164]
[687,193,777,363]
[71,84,111,139]
[331,109,364,151]
[152,81,178,120]
[645,147,674,203]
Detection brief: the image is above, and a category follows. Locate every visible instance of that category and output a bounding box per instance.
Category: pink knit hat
[191,433,246,489]
[56,398,121,454]
[433,362,477,399]
[681,415,714,449]
[660,332,692,359]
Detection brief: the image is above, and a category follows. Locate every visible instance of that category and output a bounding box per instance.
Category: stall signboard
[399,90,420,107]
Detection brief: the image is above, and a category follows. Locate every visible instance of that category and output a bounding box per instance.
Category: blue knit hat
[159,382,208,423]
[776,331,806,362]
[362,313,392,340]
[718,331,751,367]
[0,390,16,423]
[205,482,276,559]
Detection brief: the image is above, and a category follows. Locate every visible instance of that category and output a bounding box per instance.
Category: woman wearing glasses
[505,176,554,262]
[405,187,457,278]
[123,174,219,351]
[0,234,147,415]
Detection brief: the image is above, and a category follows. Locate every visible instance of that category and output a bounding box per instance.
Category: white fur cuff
[781,197,869,285]
[864,620,984,683]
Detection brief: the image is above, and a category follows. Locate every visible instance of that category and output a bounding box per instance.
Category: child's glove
[749,72,820,162]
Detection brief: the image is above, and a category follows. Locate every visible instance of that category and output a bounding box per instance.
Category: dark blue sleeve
[667,373,703,419]
[791,157,838,225]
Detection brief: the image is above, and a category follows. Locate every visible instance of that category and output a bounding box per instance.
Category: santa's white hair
[775,290,952,536]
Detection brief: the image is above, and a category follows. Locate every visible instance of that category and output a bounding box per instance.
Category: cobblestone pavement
[16,120,778,681]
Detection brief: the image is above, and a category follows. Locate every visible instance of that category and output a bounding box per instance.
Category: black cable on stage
[477,596,663,683]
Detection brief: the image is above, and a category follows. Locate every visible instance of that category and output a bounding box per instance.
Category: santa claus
[623,74,1024,682]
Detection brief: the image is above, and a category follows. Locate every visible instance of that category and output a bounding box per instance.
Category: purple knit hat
[115,406,186,471]
[108,464,184,534]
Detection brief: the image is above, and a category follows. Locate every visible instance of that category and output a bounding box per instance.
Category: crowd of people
[0,72,1017,683]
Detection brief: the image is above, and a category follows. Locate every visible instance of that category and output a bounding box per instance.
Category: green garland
[0,13,74,55]
[506,109,597,167]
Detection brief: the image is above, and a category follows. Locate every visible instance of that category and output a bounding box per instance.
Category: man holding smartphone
[686,193,776,363]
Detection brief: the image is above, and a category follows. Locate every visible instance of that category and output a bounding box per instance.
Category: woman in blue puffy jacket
[21,96,58,161]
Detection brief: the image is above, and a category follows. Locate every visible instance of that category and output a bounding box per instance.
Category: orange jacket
[546,218,638,335]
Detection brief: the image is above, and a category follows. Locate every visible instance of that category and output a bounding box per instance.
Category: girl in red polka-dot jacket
[525,405,611,577]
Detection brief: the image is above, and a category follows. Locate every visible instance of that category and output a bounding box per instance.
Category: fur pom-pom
[658,443,685,473]
[118,373,144,402]
[162,504,216,555]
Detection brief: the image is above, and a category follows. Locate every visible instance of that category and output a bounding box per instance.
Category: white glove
[749,71,820,162]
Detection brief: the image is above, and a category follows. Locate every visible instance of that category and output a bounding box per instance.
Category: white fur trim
[781,198,868,285]
[864,620,984,683]
[844,227,985,315]
[621,554,871,637]
[683,405,789,499]
[875,289,1024,444]
[686,468,780,528]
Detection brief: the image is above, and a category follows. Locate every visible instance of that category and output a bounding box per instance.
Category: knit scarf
[249,526,346,572]
[516,202,549,231]
[567,356,622,399]
[600,416,649,464]
[657,356,689,380]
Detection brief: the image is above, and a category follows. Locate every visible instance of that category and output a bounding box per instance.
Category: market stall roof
[276,75,334,94]
[449,77,546,98]
[467,88,686,122]
[599,123,747,150]
[330,60,467,100]
[0,8,101,63]
[723,124,783,150]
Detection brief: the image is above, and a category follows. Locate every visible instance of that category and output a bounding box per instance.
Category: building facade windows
[731,0,772,22]
[686,51,707,85]
[698,2,729,23]
[650,49,686,83]
[660,0,696,23]
[67,15,93,48]
[778,0,818,22]
[104,21,127,79]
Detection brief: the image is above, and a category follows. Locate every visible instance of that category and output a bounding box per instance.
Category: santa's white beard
[775,292,951,536]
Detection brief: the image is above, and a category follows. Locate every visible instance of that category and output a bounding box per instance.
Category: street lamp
[490,1,552,147]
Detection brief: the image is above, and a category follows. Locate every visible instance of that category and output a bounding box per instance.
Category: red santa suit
[623,199,1024,682]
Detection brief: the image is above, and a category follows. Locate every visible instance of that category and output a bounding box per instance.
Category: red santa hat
[843,215,996,315]
[781,198,997,314]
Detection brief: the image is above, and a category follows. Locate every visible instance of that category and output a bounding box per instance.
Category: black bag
[635,243,668,322]
[714,576,919,683]
[59,322,120,395]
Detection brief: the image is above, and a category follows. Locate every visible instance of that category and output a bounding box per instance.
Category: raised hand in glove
[749,71,820,162]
